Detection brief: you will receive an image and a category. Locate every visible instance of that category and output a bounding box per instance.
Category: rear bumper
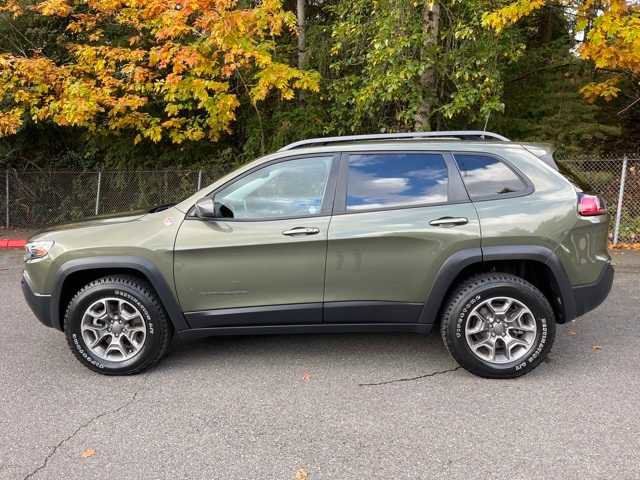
[21,273,54,328]
[572,263,614,318]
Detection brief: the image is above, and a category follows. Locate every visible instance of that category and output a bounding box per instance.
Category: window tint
[455,154,526,199]
[215,156,333,219]
[346,153,448,211]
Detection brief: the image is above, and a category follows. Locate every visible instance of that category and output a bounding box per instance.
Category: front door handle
[282,226,320,236]
[429,217,469,227]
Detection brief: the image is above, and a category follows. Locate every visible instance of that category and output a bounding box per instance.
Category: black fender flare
[417,245,576,326]
[49,256,189,331]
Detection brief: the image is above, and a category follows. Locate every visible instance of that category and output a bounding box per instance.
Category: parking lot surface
[1,250,639,480]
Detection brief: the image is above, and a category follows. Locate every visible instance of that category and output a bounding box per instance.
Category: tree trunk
[539,5,554,44]
[414,1,440,131]
[297,0,307,69]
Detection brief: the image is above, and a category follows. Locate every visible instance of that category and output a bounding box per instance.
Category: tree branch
[507,62,573,84]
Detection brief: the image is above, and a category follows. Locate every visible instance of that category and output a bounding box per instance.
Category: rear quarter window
[455,154,528,200]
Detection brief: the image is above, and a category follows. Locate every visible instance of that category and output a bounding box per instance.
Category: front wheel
[440,273,556,379]
[64,275,172,375]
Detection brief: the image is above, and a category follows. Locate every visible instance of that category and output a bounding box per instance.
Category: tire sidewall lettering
[72,332,104,369]
[455,295,481,339]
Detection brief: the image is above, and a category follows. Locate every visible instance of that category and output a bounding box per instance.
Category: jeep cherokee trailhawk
[22,131,614,377]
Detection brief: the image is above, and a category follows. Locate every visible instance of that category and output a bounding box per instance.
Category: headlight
[24,241,54,262]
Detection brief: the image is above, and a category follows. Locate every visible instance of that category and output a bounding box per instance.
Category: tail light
[577,193,607,216]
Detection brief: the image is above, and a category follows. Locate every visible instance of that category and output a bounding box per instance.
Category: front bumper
[21,272,53,328]
[572,263,614,318]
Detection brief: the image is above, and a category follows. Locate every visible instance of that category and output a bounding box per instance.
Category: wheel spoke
[104,336,127,359]
[123,330,143,348]
[506,335,529,355]
[118,300,140,321]
[85,327,109,348]
[500,338,511,361]
[86,300,107,320]
[491,298,513,315]
[470,336,496,361]
[515,314,536,332]
[466,317,487,335]
[506,306,524,323]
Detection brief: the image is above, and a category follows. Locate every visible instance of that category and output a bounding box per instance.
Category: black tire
[440,273,555,379]
[64,275,172,375]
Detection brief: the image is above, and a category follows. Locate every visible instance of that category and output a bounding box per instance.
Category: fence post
[5,169,8,228]
[197,169,202,191]
[95,168,102,216]
[613,155,628,245]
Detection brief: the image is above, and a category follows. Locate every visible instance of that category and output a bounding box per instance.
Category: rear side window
[346,153,448,211]
[455,154,527,199]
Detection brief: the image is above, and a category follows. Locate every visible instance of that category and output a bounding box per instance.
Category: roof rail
[279,131,510,151]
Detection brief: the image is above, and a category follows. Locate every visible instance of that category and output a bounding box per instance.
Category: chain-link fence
[1,155,639,243]
[557,155,639,244]
[0,168,224,229]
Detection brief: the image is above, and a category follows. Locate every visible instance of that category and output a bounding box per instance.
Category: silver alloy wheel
[80,297,147,362]
[464,296,537,364]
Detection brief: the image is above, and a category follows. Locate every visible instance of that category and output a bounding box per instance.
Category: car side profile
[21,131,614,378]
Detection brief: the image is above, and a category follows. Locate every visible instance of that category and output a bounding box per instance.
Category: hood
[32,210,148,237]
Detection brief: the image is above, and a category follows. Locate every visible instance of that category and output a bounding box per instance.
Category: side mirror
[194,197,215,218]
[194,197,234,219]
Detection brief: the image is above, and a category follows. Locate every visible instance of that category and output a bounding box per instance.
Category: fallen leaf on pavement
[80,448,96,458]
[609,242,640,250]
[592,345,602,352]
[294,468,309,480]
[567,329,577,336]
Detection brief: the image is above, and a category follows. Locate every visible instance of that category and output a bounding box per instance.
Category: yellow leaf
[294,468,309,480]
[35,0,71,17]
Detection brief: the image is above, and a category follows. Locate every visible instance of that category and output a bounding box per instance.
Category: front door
[324,151,481,323]
[174,154,337,328]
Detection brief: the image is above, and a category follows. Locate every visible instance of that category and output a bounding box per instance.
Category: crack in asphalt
[358,366,462,386]
[22,389,143,480]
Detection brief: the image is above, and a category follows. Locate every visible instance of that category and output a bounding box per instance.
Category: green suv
[21,131,614,378]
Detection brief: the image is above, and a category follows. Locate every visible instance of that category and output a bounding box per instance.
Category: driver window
[214,156,333,220]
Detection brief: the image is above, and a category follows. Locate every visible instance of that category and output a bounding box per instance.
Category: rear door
[324,150,481,323]
[174,154,338,328]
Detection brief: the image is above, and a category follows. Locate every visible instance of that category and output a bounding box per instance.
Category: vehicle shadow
[159,330,455,373]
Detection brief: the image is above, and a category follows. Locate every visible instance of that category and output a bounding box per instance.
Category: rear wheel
[440,273,555,378]
[64,275,172,375]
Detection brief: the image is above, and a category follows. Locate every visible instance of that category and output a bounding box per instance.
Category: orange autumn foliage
[0,0,319,143]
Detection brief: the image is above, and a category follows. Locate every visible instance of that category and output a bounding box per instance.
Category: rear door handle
[429,217,469,227]
[282,226,320,236]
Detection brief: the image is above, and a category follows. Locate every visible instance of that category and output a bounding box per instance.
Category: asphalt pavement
[1,250,638,480]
